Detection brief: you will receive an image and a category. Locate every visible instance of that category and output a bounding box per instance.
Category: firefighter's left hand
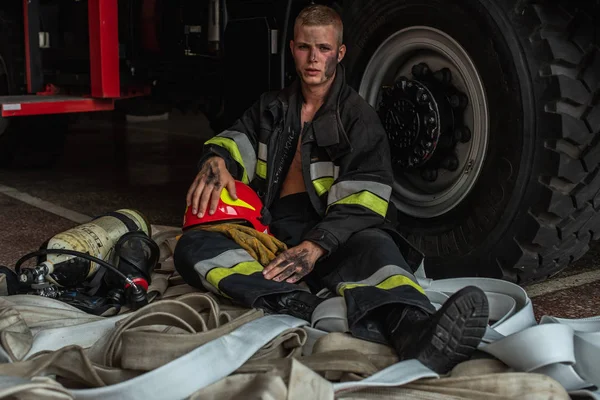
[263,241,325,283]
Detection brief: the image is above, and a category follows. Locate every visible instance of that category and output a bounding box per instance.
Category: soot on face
[324,51,338,79]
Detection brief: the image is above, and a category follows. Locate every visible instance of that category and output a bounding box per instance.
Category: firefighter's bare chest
[279,105,316,198]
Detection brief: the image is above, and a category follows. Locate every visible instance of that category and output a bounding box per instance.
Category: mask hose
[15,249,138,289]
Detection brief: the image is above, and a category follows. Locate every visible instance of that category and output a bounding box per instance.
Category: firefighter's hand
[187,156,237,218]
[263,241,325,283]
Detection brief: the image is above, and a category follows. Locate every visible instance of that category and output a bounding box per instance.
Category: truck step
[0,95,114,117]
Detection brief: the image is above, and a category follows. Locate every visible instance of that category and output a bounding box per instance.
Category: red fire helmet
[182,181,270,234]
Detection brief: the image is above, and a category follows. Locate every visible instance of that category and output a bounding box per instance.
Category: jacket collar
[315,63,345,118]
[268,64,352,159]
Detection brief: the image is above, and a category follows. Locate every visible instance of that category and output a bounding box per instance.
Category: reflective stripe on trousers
[174,225,433,344]
[337,264,426,297]
[194,248,263,297]
[174,230,304,305]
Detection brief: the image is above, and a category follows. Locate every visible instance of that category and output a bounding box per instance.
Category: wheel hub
[359,26,489,218]
[378,63,471,182]
[379,77,439,168]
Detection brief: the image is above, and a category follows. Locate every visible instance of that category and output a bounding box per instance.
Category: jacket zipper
[264,124,284,209]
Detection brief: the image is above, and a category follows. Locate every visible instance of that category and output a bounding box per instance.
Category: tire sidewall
[341,0,544,279]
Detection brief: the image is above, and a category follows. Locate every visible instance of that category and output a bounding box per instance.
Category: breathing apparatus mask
[103,230,160,308]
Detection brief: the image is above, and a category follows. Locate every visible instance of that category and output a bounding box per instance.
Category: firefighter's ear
[338,44,346,62]
[290,40,294,53]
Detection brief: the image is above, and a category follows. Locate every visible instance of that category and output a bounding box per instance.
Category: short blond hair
[294,5,343,46]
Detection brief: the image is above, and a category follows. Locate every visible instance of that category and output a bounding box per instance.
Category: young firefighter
[175,4,489,374]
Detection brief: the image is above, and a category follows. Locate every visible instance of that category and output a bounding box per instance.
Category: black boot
[255,291,324,322]
[387,286,489,374]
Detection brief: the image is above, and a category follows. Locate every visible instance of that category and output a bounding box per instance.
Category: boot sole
[412,286,489,374]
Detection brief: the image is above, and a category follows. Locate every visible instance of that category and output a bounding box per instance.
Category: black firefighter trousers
[174,193,435,344]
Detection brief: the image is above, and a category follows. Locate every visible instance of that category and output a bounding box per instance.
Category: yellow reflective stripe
[195,249,255,276]
[338,274,425,296]
[256,160,267,179]
[328,181,392,204]
[219,131,257,181]
[206,261,263,289]
[328,191,388,217]
[313,177,334,196]
[205,136,250,184]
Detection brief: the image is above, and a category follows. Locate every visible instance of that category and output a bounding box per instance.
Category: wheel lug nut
[411,62,430,78]
[421,168,438,182]
[456,126,471,143]
[449,95,461,108]
[415,148,425,157]
[412,64,424,77]
[434,68,452,83]
[441,155,459,171]
[450,94,469,108]
[449,93,469,108]
[453,128,463,142]
[416,89,429,104]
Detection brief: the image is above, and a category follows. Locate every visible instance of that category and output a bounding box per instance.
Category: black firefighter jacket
[198,64,397,258]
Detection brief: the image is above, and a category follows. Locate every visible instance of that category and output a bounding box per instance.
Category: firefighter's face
[290,24,346,87]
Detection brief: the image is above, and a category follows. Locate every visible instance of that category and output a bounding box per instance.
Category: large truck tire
[0,6,67,169]
[341,0,600,284]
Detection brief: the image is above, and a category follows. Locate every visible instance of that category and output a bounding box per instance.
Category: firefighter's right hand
[187,156,237,218]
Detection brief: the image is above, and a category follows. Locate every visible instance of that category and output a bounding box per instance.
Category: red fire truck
[0,0,598,285]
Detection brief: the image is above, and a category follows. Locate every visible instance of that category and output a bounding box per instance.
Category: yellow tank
[44,209,151,287]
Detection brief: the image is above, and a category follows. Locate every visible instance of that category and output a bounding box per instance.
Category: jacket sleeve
[303,115,395,256]
[197,97,263,184]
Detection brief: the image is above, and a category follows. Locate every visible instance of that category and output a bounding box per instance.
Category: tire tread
[511,1,600,284]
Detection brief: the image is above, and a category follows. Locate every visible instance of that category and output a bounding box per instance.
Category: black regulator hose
[14,249,137,289]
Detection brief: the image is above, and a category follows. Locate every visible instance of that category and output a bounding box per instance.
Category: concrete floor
[0,111,599,321]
